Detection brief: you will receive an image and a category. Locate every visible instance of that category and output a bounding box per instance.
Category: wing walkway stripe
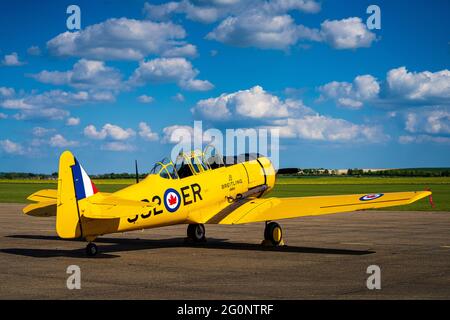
[320,198,410,209]
[206,198,253,224]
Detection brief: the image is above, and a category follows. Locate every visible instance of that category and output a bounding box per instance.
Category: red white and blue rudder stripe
[72,158,98,200]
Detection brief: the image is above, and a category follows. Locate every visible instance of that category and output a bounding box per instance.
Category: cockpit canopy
[149,145,225,179]
[149,157,179,179]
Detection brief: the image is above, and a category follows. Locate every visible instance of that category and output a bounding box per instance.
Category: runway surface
[0,203,449,299]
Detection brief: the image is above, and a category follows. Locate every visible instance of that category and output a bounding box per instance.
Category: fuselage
[78,156,276,238]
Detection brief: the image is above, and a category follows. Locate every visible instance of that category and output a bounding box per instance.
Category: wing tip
[410,190,432,203]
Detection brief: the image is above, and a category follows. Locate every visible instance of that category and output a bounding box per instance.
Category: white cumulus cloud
[192,85,388,144]
[206,12,321,50]
[31,59,123,90]
[0,139,25,155]
[271,115,388,142]
[317,67,450,109]
[1,89,114,121]
[162,125,195,144]
[49,134,78,148]
[404,107,450,135]
[2,52,25,66]
[13,108,70,121]
[0,87,15,97]
[386,67,450,103]
[144,1,226,24]
[320,17,376,49]
[137,95,155,103]
[84,124,136,141]
[47,18,197,60]
[318,75,380,109]
[144,0,321,24]
[129,57,213,91]
[32,127,55,137]
[2,90,113,109]
[138,122,159,141]
[66,117,80,126]
[1,99,33,110]
[192,85,312,120]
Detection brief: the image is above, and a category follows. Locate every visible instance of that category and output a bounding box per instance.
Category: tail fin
[56,151,98,239]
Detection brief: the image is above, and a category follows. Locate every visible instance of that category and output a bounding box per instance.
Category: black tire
[86,243,98,256]
[187,224,206,242]
[264,222,283,246]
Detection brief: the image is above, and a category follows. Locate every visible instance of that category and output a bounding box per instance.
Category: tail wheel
[187,224,206,242]
[85,242,98,257]
[264,222,283,246]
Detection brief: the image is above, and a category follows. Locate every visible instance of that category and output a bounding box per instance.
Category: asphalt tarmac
[0,203,449,299]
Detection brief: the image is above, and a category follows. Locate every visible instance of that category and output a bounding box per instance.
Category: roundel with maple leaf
[359,193,384,201]
[164,188,181,212]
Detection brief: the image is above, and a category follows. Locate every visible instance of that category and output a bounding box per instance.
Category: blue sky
[0,0,449,173]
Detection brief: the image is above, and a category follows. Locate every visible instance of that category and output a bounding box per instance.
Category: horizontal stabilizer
[27,189,57,202]
[81,195,155,219]
[23,201,56,217]
[23,189,58,217]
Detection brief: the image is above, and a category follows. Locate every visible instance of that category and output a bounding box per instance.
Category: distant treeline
[0,172,145,180]
[277,168,450,177]
[347,168,450,177]
[91,173,147,180]
[0,172,58,180]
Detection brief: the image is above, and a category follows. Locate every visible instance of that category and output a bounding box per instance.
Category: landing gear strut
[187,223,206,242]
[263,222,284,246]
[85,242,98,256]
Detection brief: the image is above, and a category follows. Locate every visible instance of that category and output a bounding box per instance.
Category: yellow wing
[202,191,431,225]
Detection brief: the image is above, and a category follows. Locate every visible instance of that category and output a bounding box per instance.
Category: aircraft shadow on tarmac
[2,235,375,259]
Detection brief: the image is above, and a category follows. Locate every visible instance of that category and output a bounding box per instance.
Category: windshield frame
[150,159,179,179]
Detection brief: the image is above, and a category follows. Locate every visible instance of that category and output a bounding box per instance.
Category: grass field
[0,176,448,211]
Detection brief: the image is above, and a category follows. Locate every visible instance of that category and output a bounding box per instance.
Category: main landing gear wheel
[187,224,206,242]
[263,222,284,246]
[85,242,98,256]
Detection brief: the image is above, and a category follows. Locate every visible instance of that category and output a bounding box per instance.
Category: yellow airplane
[23,147,431,256]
